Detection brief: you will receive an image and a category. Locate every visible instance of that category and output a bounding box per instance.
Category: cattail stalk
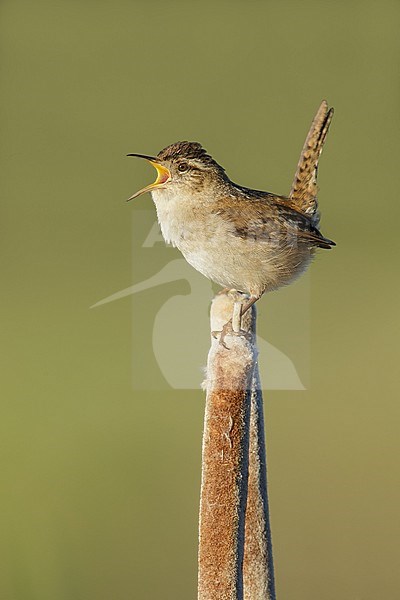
[198,291,275,600]
[243,366,276,599]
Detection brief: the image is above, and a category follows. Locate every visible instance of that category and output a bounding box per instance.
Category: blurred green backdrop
[1,1,399,598]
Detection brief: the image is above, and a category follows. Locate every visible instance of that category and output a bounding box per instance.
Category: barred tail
[289,100,334,226]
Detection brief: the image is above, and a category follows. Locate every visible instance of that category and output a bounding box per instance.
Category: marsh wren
[127,101,335,335]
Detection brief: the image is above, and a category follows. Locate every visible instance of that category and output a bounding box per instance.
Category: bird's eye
[178,162,189,173]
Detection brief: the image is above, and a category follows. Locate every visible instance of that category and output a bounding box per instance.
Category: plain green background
[1,1,399,598]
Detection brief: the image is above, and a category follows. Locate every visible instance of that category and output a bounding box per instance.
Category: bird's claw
[211,320,252,349]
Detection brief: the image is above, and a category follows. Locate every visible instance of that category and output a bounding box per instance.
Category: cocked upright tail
[289,100,334,227]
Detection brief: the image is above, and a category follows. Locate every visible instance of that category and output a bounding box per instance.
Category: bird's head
[127,141,227,201]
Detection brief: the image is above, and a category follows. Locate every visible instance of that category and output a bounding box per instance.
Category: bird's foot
[211,319,252,349]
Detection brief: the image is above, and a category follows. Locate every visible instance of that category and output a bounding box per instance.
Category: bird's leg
[239,294,261,319]
[212,294,261,349]
[227,294,261,342]
[231,301,242,333]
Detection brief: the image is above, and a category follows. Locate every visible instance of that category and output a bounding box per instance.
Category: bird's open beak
[126,154,171,201]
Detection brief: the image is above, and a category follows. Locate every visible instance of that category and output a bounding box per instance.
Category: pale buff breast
[151,188,313,296]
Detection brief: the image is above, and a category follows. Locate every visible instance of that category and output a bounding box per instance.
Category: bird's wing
[273,201,335,248]
[213,195,335,249]
[288,100,334,225]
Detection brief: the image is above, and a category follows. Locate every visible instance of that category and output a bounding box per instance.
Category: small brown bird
[127,101,335,335]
